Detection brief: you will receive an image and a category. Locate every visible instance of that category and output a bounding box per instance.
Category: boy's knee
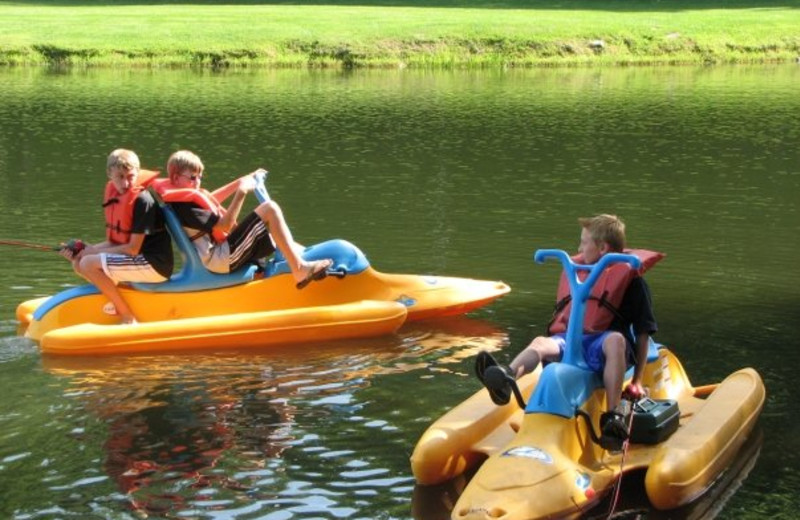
[256,200,282,219]
[76,254,101,276]
[603,332,626,357]
[74,256,90,276]
[531,336,560,357]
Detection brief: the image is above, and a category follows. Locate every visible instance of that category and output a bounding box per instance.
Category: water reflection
[39,318,507,518]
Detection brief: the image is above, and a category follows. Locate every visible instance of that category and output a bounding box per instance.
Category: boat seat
[525,336,662,418]
[526,363,602,418]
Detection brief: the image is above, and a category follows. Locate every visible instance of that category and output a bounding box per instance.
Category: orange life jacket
[102,169,160,244]
[154,181,229,244]
[547,249,664,335]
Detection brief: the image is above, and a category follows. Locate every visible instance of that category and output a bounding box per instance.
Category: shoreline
[2,1,799,69]
[4,43,799,69]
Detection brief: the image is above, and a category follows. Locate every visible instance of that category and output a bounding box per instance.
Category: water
[0,65,798,519]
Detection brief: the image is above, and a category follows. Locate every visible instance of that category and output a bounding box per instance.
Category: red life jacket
[102,169,160,244]
[547,249,664,335]
[153,181,229,244]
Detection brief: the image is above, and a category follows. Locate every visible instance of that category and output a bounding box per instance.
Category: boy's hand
[237,175,256,193]
[622,382,645,401]
[58,247,75,261]
[58,239,85,260]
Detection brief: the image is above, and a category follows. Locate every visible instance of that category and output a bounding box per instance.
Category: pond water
[0,65,798,519]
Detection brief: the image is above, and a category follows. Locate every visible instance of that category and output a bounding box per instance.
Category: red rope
[0,239,55,251]
[605,403,636,519]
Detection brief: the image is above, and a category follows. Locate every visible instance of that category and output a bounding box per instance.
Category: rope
[605,404,636,519]
[0,239,55,251]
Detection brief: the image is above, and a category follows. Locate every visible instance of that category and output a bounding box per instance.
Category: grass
[1,1,799,68]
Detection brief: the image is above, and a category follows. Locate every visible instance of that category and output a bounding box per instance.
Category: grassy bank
[1,1,799,68]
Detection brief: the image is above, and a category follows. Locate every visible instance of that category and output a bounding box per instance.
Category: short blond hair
[106,149,140,174]
[167,150,204,181]
[579,214,626,252]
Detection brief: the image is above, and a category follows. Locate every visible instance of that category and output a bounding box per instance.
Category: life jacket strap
[545,292,624,336]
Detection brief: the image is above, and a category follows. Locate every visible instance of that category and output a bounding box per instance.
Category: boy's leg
[476,336,561,407]
[75,254,136,324]
[601,332,628,412]
[596,331,630,450]
[253,201,331,284]
[75,253,167,324]
[510,336,561,378]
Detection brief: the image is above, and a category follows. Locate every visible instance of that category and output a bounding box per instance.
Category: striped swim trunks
[100,253,169,284]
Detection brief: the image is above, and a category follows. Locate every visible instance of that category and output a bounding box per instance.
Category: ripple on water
[0,331,38,362]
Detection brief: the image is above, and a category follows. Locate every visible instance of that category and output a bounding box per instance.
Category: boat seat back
[131,191,259,293]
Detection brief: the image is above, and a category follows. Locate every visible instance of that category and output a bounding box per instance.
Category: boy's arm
[632,332,649,386]
[79,233,145,257]
[211,169,265,203]
[621,332,650,401]
[214,189,247,233]
[626,276,656,392]
[214,175,257,233]
[86,191,152,255]
[210,178,242,203]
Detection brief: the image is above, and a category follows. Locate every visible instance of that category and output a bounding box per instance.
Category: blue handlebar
[253,168,270,203]
[534,249,641,367]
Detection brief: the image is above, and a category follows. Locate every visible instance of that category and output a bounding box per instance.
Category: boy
[160,150,331,287]
[478,214,657,450]
[61,149,173,324]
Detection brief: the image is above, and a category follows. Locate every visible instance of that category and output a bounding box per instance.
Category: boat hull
[645,367,766,509]
[19,266,509,355]
[411,370,541,486]
[39,300,408,356]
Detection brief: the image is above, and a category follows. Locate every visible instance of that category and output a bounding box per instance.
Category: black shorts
[227,212,276,271]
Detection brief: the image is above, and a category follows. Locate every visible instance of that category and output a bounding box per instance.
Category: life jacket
[102,169,160,244]
[153,180,229,244]
[547,249,664,335]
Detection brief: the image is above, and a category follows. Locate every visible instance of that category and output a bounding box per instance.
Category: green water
[0,65,798,519]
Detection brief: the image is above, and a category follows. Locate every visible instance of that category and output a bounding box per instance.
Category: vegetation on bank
[1,1,799,68]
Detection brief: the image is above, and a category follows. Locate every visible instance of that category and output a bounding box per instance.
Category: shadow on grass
[9,0,800,12]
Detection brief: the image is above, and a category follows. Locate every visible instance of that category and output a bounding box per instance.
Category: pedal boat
[16,174,509,356]
[410,250,765,519]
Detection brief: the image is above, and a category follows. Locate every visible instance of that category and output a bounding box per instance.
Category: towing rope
[605,406,636,519]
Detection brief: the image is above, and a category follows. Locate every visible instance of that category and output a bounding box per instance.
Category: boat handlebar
[533,249,641,367]
[253,168,270,203]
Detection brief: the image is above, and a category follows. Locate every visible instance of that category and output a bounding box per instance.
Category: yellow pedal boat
[16,174,509,355]
[16,238,509,356]
[410,250,765,519]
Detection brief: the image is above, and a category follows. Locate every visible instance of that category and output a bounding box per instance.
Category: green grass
[1,1,799,67]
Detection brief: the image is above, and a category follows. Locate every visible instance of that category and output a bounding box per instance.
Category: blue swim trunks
[551,332,614,373]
